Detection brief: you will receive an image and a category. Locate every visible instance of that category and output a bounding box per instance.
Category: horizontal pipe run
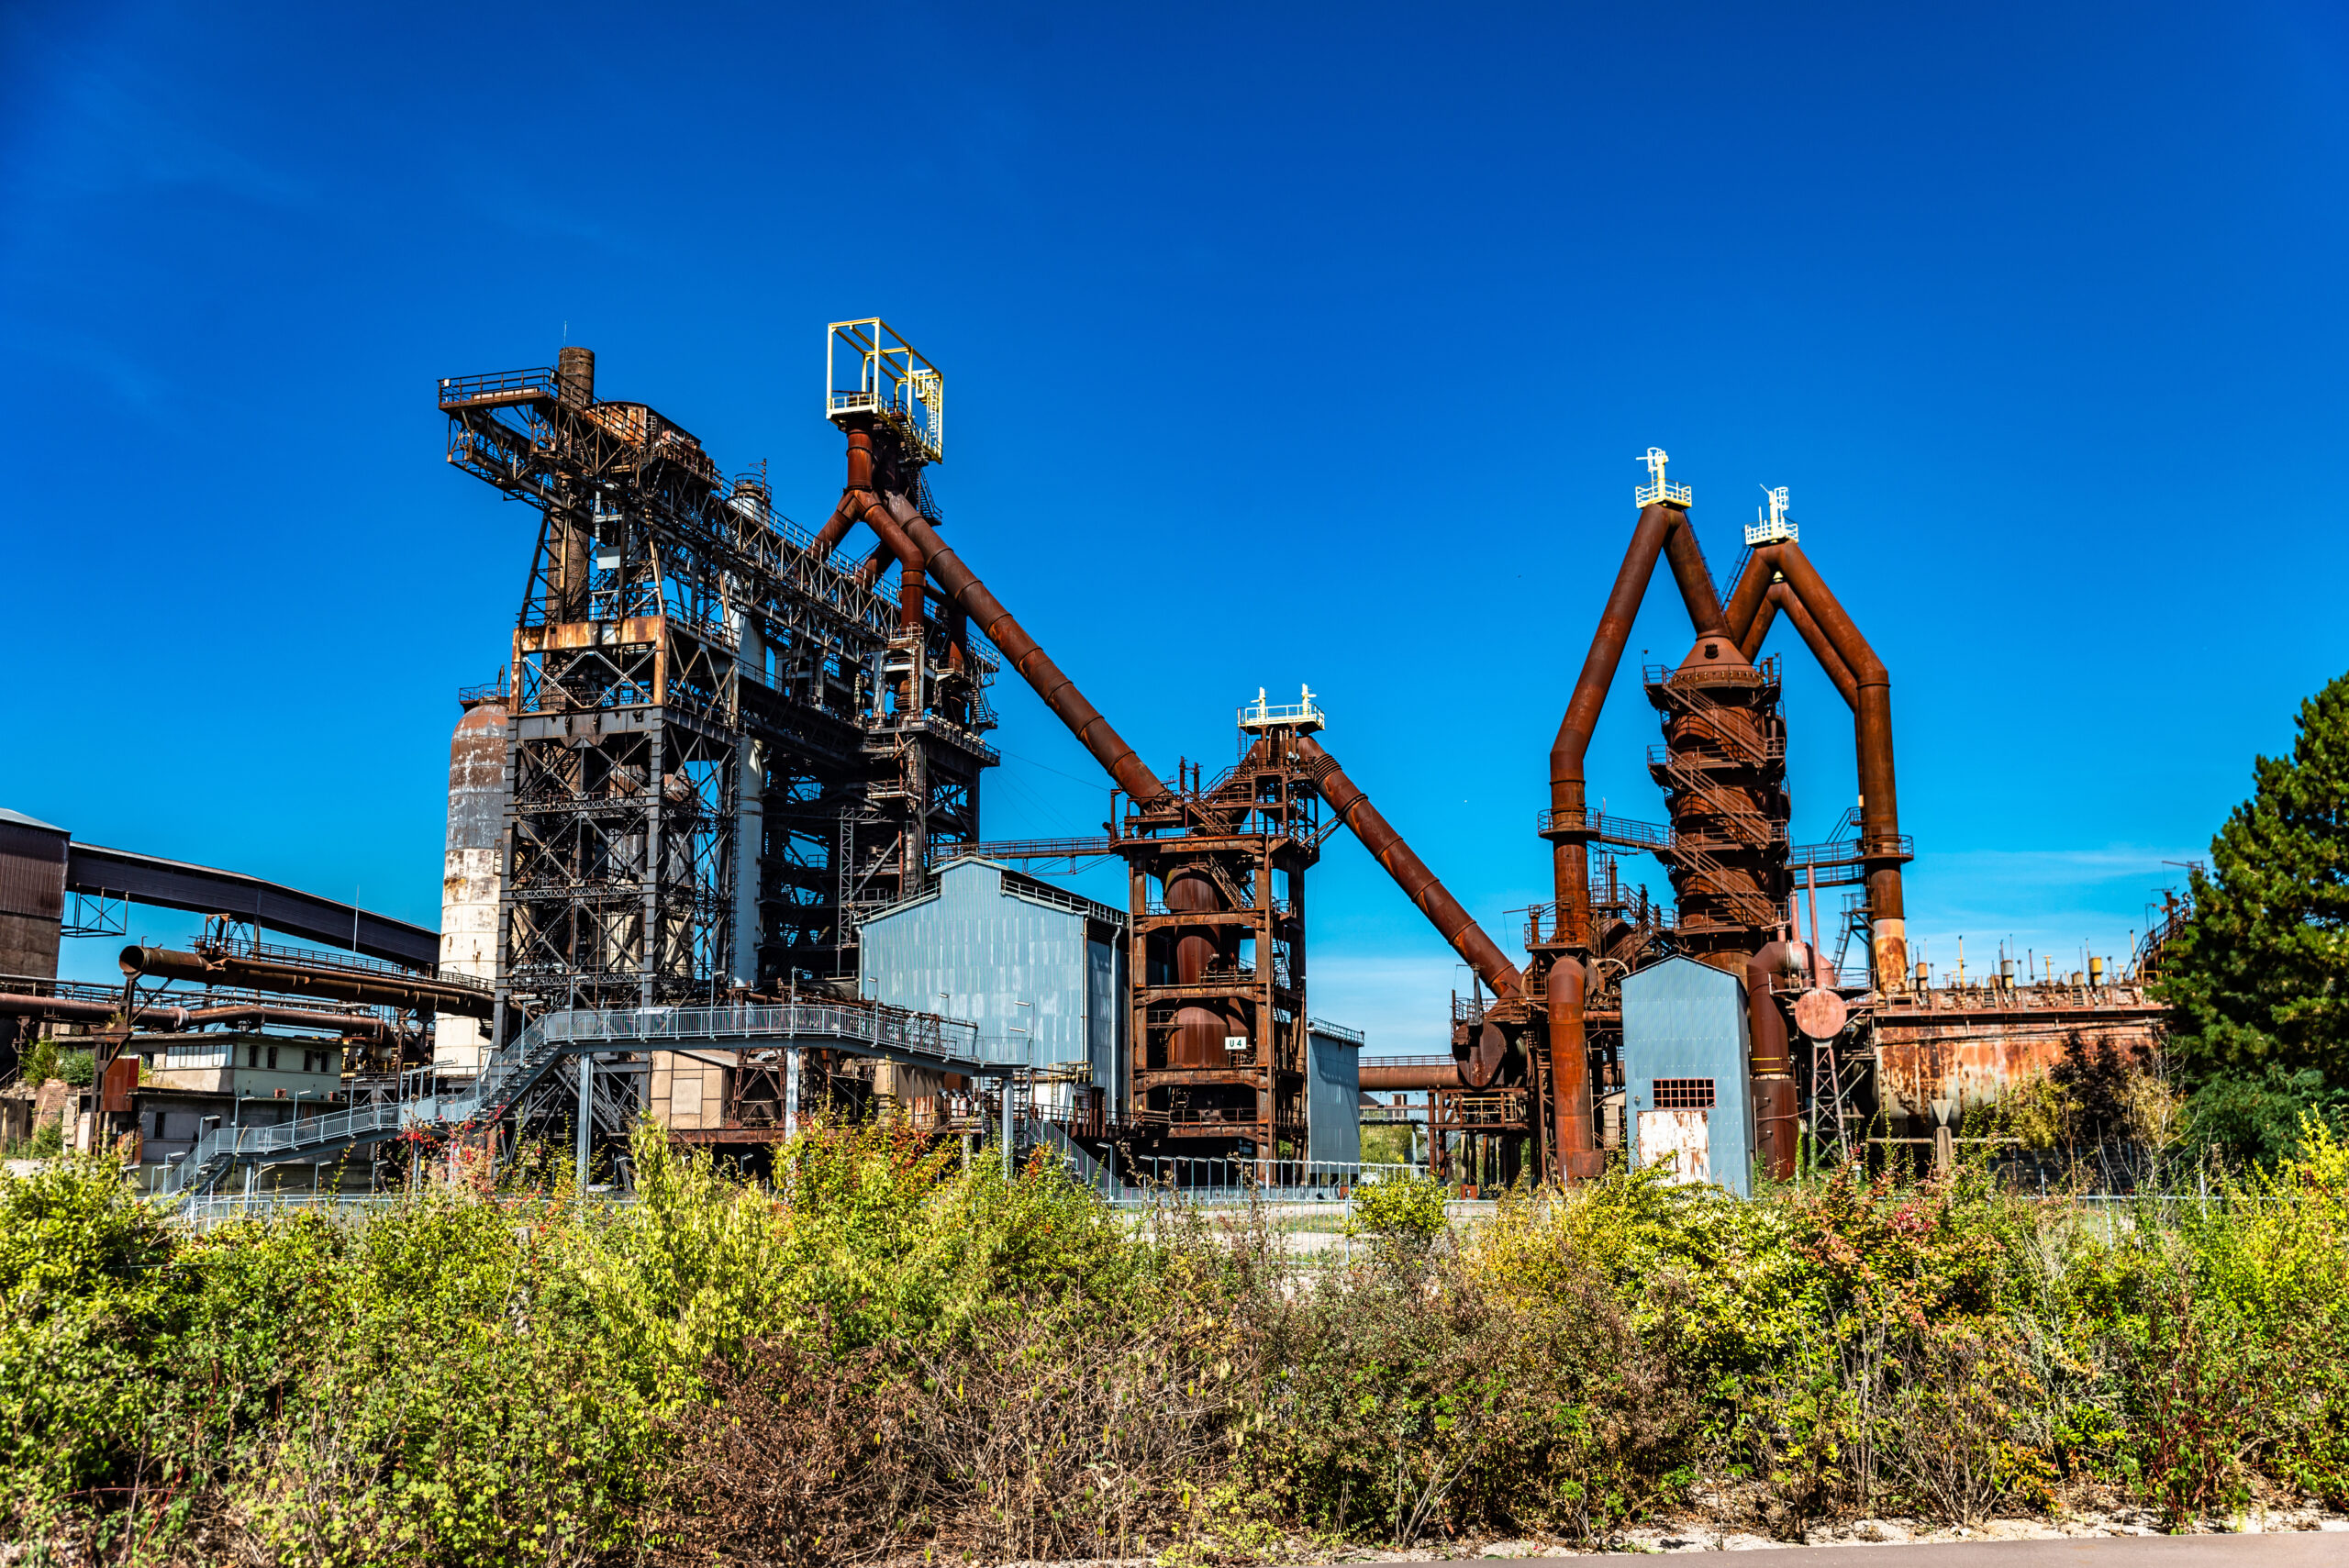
[117,947,493,1020]
[0,992,185,1029]
[1296,736,1523,1002]
[180,1005,392,1042]
[1359,1062,1466,1091]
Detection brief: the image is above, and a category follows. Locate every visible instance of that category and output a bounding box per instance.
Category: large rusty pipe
[1360,1062,1468,1091]
[117,946,493,1020]
[1296,737,1522,1001]
[1738,582,1780,662]
[1745,940,1803,1181]
[1760,581,1858,706]
[1662,521,1730,637]
[1765,543,1907,983]
[842,494,928,634]
[1722,548,1776,646]
[814,428,879,555]
[0,992,187,1029]
[1544,502,1698,1183]
[1550,505,1682,946]
[890,510,1169,803]
[1549,957,1598,1180]
[811,495,859,556]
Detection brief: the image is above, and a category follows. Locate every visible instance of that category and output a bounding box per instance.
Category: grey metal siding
[859,861,1100,1073]
[1620,956,1754,1195]
[1306,1027,1362,1164]
[1086,938,1122,1108]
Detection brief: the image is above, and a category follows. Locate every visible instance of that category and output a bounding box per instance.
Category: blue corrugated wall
[1620,955,1754,1195]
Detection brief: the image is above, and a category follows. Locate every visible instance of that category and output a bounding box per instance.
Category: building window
[1651,1078,1716,1110]
[266,1046,279,1071]
[153,1112,168,1139]
[248,1044,261,1069]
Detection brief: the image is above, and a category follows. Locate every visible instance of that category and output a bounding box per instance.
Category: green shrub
[3,1116,2347,1561]
[1346,1173,1448,1247]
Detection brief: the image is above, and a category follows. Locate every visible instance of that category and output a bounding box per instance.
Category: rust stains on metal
[1872,984,2167,1118]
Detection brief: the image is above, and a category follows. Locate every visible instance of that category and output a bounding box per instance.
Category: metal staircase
[173,999,1011,1195]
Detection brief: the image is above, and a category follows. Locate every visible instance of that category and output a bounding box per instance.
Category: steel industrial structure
[418,328,2164,1185]
[436,329,998,1033]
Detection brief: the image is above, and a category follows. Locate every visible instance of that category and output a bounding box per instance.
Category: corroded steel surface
[1871,984,2167,1117]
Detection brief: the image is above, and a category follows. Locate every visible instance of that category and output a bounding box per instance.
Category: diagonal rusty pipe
[1546,500,1730,1180]
[1763,541,1906,987]
[1742,579,1858,706]
[1297,736,1521,1001]
[889,508,1169,804]
[1722,549,1776,645]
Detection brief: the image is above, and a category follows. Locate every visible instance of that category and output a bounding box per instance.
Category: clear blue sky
[7,2,2345,1048]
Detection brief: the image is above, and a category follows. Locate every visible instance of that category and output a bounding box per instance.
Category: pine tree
[2160,670,2349,1082]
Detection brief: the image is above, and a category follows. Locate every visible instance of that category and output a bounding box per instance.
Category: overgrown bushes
[3,1121,2345,1564]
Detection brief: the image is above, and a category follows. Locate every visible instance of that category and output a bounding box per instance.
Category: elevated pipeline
[118,946,493,1020]
[1360,1060,1468,1092]
[0,992,187,1029]
[0,992,391,1042]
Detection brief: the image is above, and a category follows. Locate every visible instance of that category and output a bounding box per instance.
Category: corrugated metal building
[1306,1020,1363,1164]
[1620,955,1754,1196]
[858,858,1128,1105]
[0,808,67,983]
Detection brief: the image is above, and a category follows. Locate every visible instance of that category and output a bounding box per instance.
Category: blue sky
[6,1,2345,1050]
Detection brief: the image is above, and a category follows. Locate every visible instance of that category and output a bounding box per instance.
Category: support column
[574,1053,594,1193]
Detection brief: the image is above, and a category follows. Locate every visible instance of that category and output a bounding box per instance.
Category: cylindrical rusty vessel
[555,346,595,406]
[1165,868,1231,1067]
[1745,940,1802,1182]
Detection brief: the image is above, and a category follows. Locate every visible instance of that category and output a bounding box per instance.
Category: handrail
[176,1000,999,1192]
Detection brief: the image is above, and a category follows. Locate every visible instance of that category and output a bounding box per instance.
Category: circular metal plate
[1792,987,1849,1040]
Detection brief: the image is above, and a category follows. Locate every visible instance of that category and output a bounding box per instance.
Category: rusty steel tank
[1164,866,1235,1067]
[437,679,507,1072]
[1646,634,1790,969]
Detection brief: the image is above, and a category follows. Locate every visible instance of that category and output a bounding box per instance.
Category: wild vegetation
[3,1115,2344,1567]
[2157,668,2349,1166]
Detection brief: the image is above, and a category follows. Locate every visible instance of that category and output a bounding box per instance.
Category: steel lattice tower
[437,338,996,1039]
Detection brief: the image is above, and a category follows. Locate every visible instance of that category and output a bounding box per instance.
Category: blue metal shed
[857,858,1128,1103]
[1620,955,1753,1195]
[1305,1019,1364,1164]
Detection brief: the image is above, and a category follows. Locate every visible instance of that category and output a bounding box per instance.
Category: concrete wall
[142,1033,345,1101]
[649,1050,729,1130]
[436,699,507,1073]
[1621,956,1754,1196]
